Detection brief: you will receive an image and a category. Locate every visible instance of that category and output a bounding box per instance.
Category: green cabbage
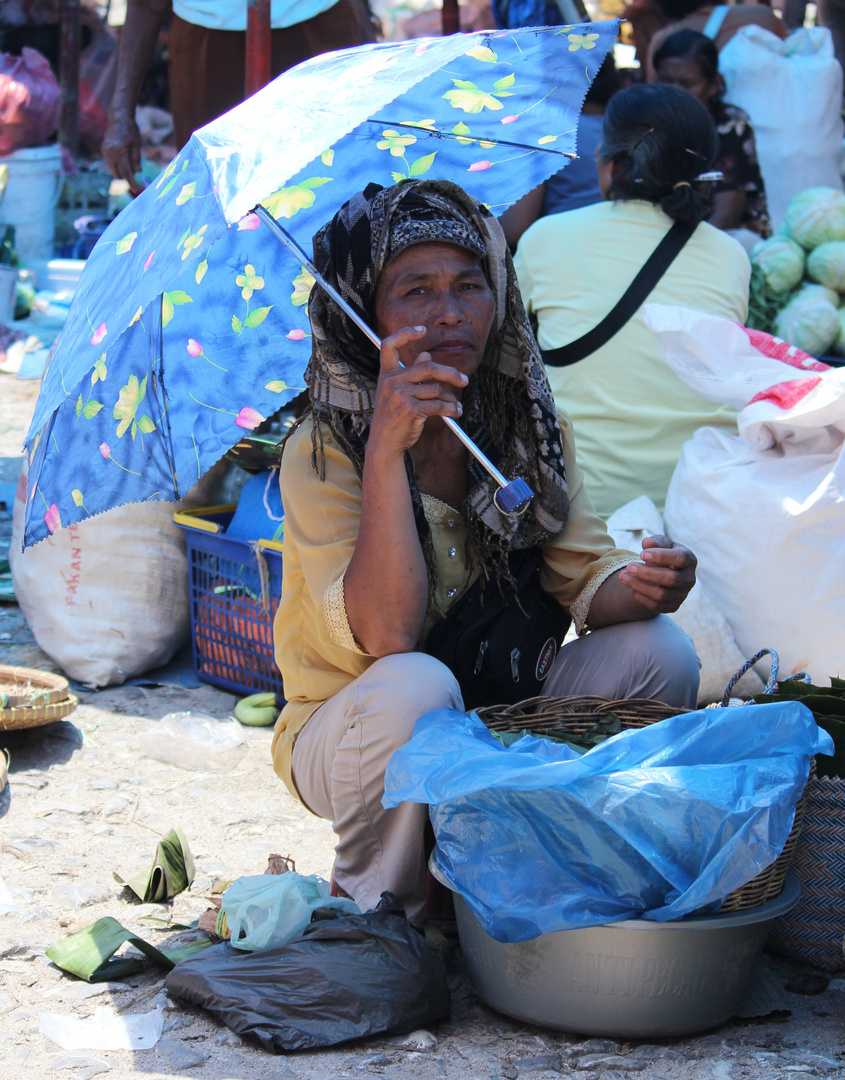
[798,282,840,307]
[807,241,845,291]
[774,293,839,355]
[784,187,845,250]
[750,236,805,294]
[835,309,845,356]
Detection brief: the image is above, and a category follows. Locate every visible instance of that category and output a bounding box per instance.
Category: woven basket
[476,694,812,914]
[0,664,78,731]
[0,665,70,707]
[767,775,845,971]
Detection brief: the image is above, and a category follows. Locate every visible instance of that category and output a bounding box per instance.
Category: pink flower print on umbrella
[44,504,61,534]
[99,442,111,459]
[235,407,265,430]
[286,329,306,341]
[468,160,492,172]
[238,213,260,231]
[91,322,107,346]
[501,115,519,125]
[186,338,226,371]
[143,251,155,271]
[99,442,140,475]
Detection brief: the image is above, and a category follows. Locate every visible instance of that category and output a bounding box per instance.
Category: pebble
[356,1053,392,1066]
[577,1040,622,1055]
[154,1038,207,1071]
[386,1028,437,1050]
[42,981,132,1001]
[576,1056,646,1073]
[50,883,111,910]
[784,1051,842,1072]
[48,1054,113,1079]
[694,1062,733,1080]
[515,1051,562,1072]
[213,1028,241,1046]
[98,796,132,818]
[88,777,119,791]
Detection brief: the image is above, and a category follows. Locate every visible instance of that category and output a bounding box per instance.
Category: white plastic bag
[138,711,244,772]
[39,1004,164,1051]
[605,496,764,705]
[221,872,359,952]
[8,464,190,686]
[718,26,845,230]
[644,303,845,681]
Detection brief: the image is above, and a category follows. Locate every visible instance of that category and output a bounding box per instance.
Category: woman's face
[374,242,496,380]
[656,57,720,105]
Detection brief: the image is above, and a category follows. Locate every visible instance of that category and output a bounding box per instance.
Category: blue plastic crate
[173,506,285,700]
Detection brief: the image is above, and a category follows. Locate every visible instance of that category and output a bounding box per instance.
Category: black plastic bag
[164,894,450,1052]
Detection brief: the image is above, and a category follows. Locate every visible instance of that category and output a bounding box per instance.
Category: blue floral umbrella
[23,22,617,546]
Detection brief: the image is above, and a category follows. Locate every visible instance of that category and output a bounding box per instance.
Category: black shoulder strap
[541,220,697,368]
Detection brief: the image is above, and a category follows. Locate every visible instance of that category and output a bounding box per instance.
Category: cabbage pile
[749,186,845,356]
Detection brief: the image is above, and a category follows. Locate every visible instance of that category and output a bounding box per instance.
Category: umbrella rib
[367,119,578,159]
[254,205,533,514]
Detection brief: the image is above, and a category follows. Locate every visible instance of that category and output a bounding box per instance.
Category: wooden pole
[59,0,80,157]
[442,0,460,34]
[246,0,272,98]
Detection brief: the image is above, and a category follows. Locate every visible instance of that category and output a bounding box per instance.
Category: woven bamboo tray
[0,664,77,731]
[476,694,811,914]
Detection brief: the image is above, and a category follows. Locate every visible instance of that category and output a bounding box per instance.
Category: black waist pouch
[424,548,570,710]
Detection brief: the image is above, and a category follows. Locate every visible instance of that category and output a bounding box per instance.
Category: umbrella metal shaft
[256,206,514,491]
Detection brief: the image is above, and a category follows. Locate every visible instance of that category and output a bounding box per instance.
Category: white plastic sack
[9,464,189,686]
[221,873,359,952]
[644,303,845,682]
[605,496,764,705]
[718,26,845,230]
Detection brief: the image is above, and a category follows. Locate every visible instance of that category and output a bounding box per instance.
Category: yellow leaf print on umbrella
[291,266,316,312]
[261,177,332,220]
[376,129,417,157]
[444,73,516,114]
[113,375,156,441]
[376,128,437,182]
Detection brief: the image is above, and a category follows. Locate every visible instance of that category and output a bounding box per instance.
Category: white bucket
[0,145,63,264]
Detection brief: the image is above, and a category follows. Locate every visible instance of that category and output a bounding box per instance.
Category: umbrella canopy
[23,23,617,547]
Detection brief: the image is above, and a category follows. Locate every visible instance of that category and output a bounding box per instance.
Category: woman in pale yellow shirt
[272,180,699,923]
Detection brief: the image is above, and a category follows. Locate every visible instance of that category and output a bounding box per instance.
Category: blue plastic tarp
[383,702,833,942]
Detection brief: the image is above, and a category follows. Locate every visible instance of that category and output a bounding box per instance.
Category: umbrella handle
[255,206,534,516]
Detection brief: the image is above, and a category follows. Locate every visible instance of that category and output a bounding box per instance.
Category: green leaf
[390,171,405,184]
[465,45,497,62]
[130,420,137,441]
[162,294,174,328]
[156,176,177,200]
[137,414,156,434]
[451,79,478,90]
[71,489,84,507]
[493,72,516,91]
[538,134,557,145]
[452,121,470,135]
[231,314,243,334]
[75,394,83,418]
[115,232,137,255]
[82,401,103,420]
[175,182,196,205]
[320,149,334,166]
[262,177,332,220]
[168,291,193,306]
[265,380,288,393]
[409,151,437,178]
[177,227,191,249]
[244,305,272,328]
[195,259,208,285]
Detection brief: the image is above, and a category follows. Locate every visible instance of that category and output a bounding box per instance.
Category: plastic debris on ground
[39,1003,165,1051]
[137,711,245,772]
[384,702,833,943]
[221,872,359,952]
[165,894,450,1052]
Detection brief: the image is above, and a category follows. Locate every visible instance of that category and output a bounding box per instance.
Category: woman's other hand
[617,535,697,613]
[368,325,469,458]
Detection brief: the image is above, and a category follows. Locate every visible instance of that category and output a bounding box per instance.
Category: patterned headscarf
[306,179,569,590]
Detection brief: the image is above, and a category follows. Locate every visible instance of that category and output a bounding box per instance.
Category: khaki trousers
[292,615,699,923]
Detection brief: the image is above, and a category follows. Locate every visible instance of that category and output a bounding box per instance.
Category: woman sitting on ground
[271,179,699,924]
[514,83,749,518]
[655,28,770,245]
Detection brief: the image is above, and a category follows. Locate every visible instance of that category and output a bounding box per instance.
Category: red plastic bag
[0,47,61,156]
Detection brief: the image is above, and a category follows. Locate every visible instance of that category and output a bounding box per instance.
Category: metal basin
[454,873,799,1038]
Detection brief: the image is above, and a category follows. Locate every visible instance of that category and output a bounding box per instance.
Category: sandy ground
[2,370,845,1080]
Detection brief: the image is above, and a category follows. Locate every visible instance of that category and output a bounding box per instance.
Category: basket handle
[720,648,811,707]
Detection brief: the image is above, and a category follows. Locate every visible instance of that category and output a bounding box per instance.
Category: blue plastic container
[173,505,285,700]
